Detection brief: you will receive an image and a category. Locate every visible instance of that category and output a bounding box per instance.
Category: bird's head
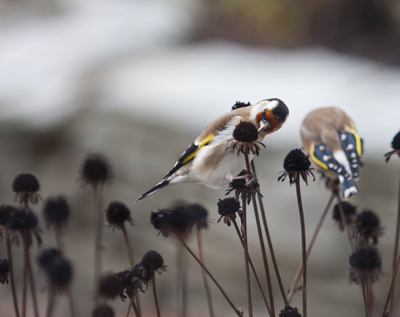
[254,98,289,134]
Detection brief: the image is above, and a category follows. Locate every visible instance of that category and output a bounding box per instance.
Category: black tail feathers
[136,180,170,202]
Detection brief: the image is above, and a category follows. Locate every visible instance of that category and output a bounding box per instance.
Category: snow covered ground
[0,0,399,154]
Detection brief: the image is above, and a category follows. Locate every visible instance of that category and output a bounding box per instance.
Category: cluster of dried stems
[0,130,400,317]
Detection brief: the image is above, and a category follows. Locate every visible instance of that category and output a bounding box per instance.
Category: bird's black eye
[261,109,267,120]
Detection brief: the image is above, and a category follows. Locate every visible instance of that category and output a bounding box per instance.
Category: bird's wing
[164,109,245,179]
[163,133,215,179]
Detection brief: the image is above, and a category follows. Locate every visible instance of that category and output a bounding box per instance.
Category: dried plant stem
[196,229,215,317]
[287,192,335,303]
[46,289,56,317]
[382,253,400,317]
[241,195,253,317]
[125,286,141,317]
[5,235,20,317]
[151,270,161,317]
[393,171,400,272]
[93,184,104,306]
[337,195,355,254]
[294,178,307,317]
[176,236,242,317]
[388,170,400,316]
[22,236,39,317]
[176,243,187,317]
[231,218,272,315]
[67,287,78,317]
[366,280,379,317]
[252,161,286,313]
[54,225,65,254]
[122,227,135,267]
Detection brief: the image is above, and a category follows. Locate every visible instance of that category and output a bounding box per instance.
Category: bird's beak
[258,120,270,132]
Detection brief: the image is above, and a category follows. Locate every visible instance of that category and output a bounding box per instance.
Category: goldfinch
[299,107,363,200]
[136,98,289,201]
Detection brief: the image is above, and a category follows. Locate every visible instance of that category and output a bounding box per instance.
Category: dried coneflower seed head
[106,201,133,230]
[384,130,400,162]
[233,121,259,142]
[43,196,70,228]
[97,272,123,299]
[12,173,40,205]
[37,248,62,269]
[6,208,38,231]
[232,101,251,111]
[92,305,115,317]
[141,251,164,271]
[187,203,209,230]
[150,208,172,236]
[45,256,73,288]
[391,131,400,150]
[356,209,382,245]
[349,247,381,282]
[332,201,357,230]
[217,198,240,216]
[0,258,9,284]
[283,149,311,172]
[279,306,301,317]
[0,205,14,226]
[6,208,42,246]
[80,154,111,186]
[278,149,314,185]
[131,262,151,283]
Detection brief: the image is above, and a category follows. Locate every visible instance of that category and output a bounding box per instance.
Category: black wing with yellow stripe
[164,133,214,179]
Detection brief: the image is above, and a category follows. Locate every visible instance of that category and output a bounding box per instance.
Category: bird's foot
[233,171,258,188]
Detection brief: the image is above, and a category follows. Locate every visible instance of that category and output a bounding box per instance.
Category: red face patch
[263,109,282,132]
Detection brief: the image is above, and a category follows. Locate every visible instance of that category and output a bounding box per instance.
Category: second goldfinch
[299,107,363,200]
[137,98,289,201]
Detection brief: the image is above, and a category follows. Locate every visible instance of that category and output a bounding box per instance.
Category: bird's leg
[232,170,258,188]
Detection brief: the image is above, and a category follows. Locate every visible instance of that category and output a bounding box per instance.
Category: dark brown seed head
[141,251,164,271]
[37,248,62,269]
[92,305,115,317]
[0,258,9,285]
[106,201,133,230]
[45,256,73,288]
[12,173,41,205]
[97,272,123,299]
[233,121,259,142]
[279,306,302,317]
[80,154,111,186]
[43,196,70,228]
[217,198,240,216]
[349,247,381,283]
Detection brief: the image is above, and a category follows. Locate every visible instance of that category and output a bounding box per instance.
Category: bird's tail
[341,177,358,200]
[136,179,170,202]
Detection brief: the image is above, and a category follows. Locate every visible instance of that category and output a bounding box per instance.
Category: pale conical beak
[258,120,270,132]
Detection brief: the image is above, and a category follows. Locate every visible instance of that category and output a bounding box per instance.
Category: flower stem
[122,226,135,267]
[151,270,161,317]
[252,161,286,314]
[241,195,253,317]
[93,184,104,306]
[231,218,272,315]
[295,178,307,317]
[6,235,20,317]
[196,229,215,317]
[287,192,335,303]
[22,235,39,317]
[176,235,242,317]
[382,253,400,317]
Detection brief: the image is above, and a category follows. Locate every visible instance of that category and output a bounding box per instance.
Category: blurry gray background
[0,0,400,316]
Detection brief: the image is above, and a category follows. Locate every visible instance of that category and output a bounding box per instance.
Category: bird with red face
[137,98,289,201]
